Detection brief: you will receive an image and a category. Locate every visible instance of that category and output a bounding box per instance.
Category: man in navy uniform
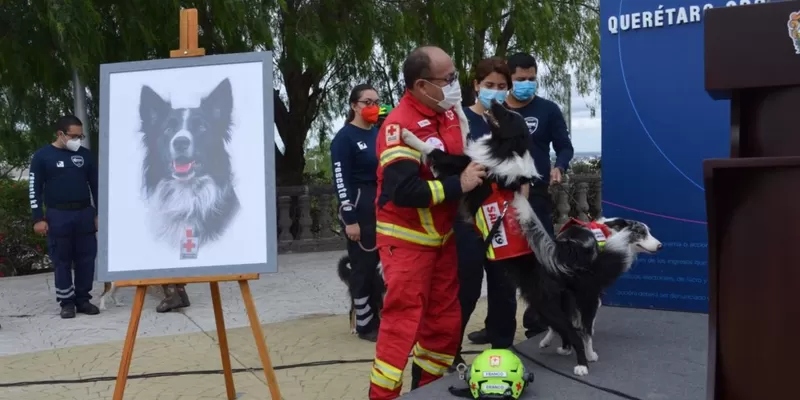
[29,115,100,318]
[466,52,575,344]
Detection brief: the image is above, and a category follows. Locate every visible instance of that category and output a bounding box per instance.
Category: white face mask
[63,135,82,152]
[426,80,462,110]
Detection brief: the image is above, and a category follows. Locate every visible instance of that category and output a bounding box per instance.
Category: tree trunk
[275,133,306,186]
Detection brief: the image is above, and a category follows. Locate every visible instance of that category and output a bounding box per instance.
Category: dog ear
[139,85,170,132]
[600,217,628,232]
[200,78,234,125]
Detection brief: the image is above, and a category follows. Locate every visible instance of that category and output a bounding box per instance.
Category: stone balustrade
[276,173,602,253]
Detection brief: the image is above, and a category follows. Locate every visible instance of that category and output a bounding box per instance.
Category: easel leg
[113,285,147,400]
[210,282,237,400]
[239,280,282,400]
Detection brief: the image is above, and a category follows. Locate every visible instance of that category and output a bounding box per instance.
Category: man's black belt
[50,200,92,210]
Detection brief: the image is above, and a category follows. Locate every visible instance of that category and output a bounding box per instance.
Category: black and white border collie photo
[400,100,663,377]
[137,78,240,247]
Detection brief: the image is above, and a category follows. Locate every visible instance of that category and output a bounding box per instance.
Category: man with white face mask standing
[29,115,100,319]
[368,46,487,400]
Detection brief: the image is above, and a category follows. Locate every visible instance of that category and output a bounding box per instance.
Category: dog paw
[586,351,598,362]
[99,301,107,311]
[538,339,550,349]
[556,347,573,356]
[115,301,125,307]
[573,365,589,376]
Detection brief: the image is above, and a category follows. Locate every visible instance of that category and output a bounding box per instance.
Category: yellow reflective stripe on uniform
[377,223,443,247]
[413,357,449,377]
[427,180,445,205]
[370,367,401,390]
[473,208,496,260]
[412,343,454,377]
[379,146,421,167]
[376,222,453,248]
[373,359,403,382]
[413,343,456,367]
[417,209,438,236]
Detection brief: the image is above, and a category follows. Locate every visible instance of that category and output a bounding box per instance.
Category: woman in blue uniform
[453,57,516,366]
[330,84,382,342]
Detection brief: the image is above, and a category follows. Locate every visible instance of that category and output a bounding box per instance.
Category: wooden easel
[112,9,282,400]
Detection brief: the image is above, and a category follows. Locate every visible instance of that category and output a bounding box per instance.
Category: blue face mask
[512,80,537,101]
[477,88,508,109]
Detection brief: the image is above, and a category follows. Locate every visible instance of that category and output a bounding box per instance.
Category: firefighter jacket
[375,92,466,250]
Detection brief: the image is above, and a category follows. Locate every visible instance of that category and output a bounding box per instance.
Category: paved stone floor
[0,250,500,399]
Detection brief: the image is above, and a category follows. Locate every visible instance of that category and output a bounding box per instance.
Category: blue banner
[600,0,767,313]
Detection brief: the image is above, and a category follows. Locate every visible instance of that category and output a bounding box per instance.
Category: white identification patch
[481,202,508,248]
[71,155,84,167]
[525,116,539,134]
[425,137,445,151]
[417,119,431,127]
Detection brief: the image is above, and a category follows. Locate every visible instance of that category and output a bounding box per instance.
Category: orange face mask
[360,105,380,124]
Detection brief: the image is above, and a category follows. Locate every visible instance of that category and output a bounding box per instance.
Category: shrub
[0,179,50,277]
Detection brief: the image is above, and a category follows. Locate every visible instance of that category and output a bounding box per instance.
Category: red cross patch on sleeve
[385,123,401,146]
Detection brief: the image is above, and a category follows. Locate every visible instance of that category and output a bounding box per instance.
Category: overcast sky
[559,86,601,153]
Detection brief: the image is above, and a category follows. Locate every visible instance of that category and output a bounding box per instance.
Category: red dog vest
[559,218,611,248]
[474,186,533,261]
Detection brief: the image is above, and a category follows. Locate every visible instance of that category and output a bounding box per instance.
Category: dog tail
[337,255,352,283]
[512,192,574,277]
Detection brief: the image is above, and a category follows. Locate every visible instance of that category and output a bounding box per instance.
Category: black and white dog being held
[399,100,663,377]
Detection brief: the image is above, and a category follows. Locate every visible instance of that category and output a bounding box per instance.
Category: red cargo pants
[368,240,462,399]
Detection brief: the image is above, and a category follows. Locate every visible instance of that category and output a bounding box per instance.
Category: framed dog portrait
[97,51,278,281]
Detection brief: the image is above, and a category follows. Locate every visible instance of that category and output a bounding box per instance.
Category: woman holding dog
[453,57,520,365]
[330,83,382,342]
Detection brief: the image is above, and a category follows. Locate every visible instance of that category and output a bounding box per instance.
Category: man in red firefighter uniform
[368,46,487,400]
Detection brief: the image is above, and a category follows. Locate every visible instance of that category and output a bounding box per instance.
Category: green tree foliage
[0,179,49,276]
[0,0,599,185]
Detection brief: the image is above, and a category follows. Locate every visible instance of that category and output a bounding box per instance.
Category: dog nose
[656,243,663,250]
[172,136,191,152]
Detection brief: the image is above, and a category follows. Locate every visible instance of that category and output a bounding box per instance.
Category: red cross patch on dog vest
[474,186,533,261]
[559,218,611,248]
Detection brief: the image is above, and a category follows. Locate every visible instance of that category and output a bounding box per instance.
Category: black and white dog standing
[400,100,663,376]
[336,255,386,334]
[137,78,240,247]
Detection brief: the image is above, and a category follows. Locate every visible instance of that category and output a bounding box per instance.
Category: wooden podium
[703,2,800,399]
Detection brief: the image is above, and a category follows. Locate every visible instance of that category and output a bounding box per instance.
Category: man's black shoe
[467,328,490,344]
[60,304,76,319]
[76,302,100,315]
[358,330,379,342]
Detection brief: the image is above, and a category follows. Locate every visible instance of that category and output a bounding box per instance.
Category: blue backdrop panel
[600,0,767,313]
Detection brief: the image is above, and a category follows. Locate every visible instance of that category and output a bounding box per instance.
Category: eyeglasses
[423,72,459,86]
[62,132,85,140]
[357,99,381,107]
